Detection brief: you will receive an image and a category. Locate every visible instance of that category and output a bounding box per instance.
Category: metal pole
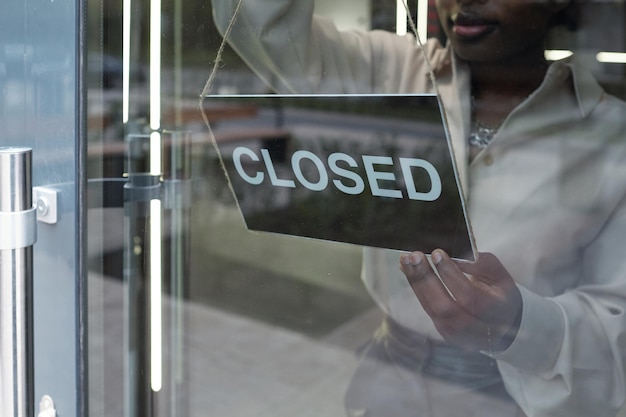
[124,135,161,417]
[162,131,191,416]
[0,147,36,417]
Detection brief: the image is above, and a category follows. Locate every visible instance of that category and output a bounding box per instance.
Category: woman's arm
[494,193,626,417]
[212,0,439,94]
[400,179,626,417]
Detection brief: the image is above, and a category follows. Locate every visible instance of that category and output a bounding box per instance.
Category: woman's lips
[453,24,494,38]
[450,13,496,39]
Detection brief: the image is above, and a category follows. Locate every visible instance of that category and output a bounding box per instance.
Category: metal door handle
[0,147,36,417]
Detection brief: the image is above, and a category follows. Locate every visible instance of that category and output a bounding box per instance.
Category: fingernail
[410,253,422,266]
[400,255,411,265]
[432,251,443,264]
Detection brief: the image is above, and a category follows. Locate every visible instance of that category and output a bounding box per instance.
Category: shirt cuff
[482,286,566,372]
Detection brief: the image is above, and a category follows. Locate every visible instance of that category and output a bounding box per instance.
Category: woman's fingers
[400,252,476,337]
[399,250,523,351]
[430,249,478,309]
[400,251,454,317]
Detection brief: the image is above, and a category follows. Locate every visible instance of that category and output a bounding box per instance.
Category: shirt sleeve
[488,190,626,417]
[211,0,433,94]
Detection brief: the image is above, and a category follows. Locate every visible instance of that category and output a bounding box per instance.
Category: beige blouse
[213,2,626,415]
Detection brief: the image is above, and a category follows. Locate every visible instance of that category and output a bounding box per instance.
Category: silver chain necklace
[468,95,502,149]
[468,120,499,149]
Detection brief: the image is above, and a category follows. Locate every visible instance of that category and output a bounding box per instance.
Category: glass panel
[87,1,626,417]
[1,0,82,415]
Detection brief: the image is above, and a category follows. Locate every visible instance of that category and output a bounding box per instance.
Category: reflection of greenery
[220,96,443,123]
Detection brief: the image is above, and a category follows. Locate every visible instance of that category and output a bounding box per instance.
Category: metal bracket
[0,207,37,250]
[37,395,57,417]
[33,186,59,225]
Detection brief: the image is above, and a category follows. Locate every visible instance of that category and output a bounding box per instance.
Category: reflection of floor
[88,272,382,417]
[185,300,381,417]
[87,187,381,417]
[188,253,375,338]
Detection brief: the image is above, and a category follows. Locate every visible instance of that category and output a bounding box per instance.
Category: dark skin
[400,0,570,352]
[400,250,522,352]
[439,0,568,125]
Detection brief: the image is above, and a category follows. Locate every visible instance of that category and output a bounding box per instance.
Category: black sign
[206,95,475,260]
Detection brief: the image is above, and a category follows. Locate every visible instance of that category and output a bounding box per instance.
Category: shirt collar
[443,47,604,121]
[545,57,604,119]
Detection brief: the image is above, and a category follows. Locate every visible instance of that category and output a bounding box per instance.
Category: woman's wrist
[489,304,523,353]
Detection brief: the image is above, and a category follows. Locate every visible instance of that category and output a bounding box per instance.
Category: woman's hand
[399,250,523,352]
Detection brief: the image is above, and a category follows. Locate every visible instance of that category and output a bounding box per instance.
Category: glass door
[4,0,624,417]
[76,0,626,415]
[85,1,375,416]
[0,0,84,416]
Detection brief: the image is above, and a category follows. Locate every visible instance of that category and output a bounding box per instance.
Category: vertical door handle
[0,147,36,417]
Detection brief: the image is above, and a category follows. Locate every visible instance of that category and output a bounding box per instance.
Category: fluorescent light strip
[150,0,163,386]
[150,0,162,133]
[597,52,626,64]
[396,0,407,36]
[150,131,161,176]
[149,0,163,389]
[122,0,131,123]
[150,198,163,393]
[545,50,573,61]
[417,0,428,42]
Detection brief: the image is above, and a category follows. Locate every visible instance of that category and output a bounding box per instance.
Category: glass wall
[1,0,83,414]
[86,1,626,416]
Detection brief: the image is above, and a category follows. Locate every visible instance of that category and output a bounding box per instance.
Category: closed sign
[207,95,475,260]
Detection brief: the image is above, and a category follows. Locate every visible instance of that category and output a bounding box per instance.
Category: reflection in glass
[86,0,626,416]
